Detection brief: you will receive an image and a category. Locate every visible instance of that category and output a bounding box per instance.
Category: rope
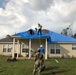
[39,33,41,46]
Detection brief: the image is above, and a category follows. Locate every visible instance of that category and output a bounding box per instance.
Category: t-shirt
[40,47,44,54]
[38,25,42,30]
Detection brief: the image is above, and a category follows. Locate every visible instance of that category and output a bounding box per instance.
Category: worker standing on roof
[38,23,42,35]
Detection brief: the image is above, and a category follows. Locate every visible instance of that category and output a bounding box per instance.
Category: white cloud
[28,0,54,11]
[0,0,76,38]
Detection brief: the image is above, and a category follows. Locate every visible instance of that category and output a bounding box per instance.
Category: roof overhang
[52,42,76,44]
[11,35,48,39]
[10,35,23,39]
[0,42,18,44]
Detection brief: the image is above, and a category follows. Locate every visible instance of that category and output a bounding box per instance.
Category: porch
[11,36,48,59]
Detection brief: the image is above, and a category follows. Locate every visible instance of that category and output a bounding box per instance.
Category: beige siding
[31,39,45,50]
[14,44,21,54]
[49,43,76,58]
[0,39,47,57]
[20,39,29,56]
[0,44,12,56]
[61,44,76,58]
[0,43,21,56]
[1,40,76,58]
[0,44,3,55]
[60,44,71,57]
[49,44,62,58]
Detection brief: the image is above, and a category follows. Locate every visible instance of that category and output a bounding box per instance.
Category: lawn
[0,56,76,75]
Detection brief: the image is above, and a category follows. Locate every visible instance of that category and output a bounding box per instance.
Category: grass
[0,56,76,75]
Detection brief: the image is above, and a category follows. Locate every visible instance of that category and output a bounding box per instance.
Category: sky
[0,0,76,38]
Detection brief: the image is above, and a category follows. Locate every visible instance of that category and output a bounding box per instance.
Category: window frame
[22,44,29,53]
[72,44,76,50]
[50,44,60,54]
[3,44,12,52]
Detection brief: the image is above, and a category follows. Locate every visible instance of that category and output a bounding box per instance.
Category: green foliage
[73,33,76,38]
[0,56,76,75]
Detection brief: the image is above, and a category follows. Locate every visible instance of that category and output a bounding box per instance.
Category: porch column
[45,38,47,59]
[49,44,50,57]
[12,38,15,58]
[29,39,31,59]
[17,40,19,58]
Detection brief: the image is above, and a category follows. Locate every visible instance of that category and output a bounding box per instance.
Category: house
[0,29,76,59]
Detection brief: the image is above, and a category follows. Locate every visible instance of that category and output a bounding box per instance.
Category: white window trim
[22,44,29,53]
[72,44,76,50]
[3,44,13,52]
[50,44,60,54]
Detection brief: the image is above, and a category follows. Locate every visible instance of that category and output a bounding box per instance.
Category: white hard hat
[40,45,43,47]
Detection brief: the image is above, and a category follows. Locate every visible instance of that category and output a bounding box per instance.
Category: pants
[33,60,45,75]
[38,29,42,35]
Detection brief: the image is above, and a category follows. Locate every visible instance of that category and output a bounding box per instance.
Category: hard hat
[38,23,40,26]
[40,45,43,47]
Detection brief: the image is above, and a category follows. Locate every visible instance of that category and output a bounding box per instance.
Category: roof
[48,31,76,43]
[17,29,76,43]
[0,35,17,43]
[0,37,13,42]
[0,29,76,43]
[17,29,49,39]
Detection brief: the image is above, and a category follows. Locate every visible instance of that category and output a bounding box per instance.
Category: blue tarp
[17,30,49,39]
[48,31,76,43]
[17,30,76,44]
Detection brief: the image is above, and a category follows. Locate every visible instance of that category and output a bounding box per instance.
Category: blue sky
[0,0,9,9]
[0,0,76,38]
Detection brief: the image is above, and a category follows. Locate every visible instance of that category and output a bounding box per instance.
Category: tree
[61,28,68,36]
[61,23,73,37]
[73,33,76,38]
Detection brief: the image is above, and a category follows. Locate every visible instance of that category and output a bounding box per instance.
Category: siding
[49,43,76,58]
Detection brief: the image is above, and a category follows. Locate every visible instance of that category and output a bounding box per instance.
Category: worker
[33,49,45,75]
[38,23,42,35]
[28,28,34,35]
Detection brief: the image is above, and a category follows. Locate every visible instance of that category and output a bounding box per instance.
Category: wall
[1,40,76,58]
[0,44,3,55]
[49,43,76,58]
[20,39,45,57]
[0,43,21,56]
[0,39,45,57]
[61,43,76,58]
[0,43,12,56]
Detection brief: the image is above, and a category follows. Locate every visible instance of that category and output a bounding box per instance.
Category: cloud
[28,0,54,11]
[0,0,28,37]
[0,0,76,38]
[62,0,76,3]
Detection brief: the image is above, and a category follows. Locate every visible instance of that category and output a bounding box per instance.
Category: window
[56,49,60,54]
[3,44,8,52]
[72,44,76,50]
[22,44,29,53]
[8,44,12,52]
[50,49,55,54]
[8,48,12,52]
[56,44,60,54]
[3,44,12,52]
[50,44,60,54]
[3,48,7,52]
